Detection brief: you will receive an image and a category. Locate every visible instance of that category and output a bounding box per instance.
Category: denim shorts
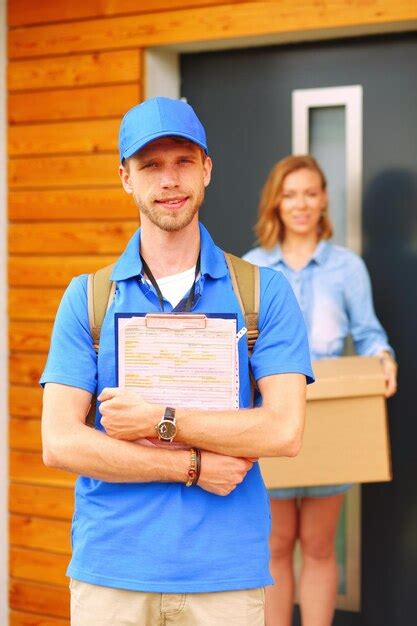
[268,483,352,500]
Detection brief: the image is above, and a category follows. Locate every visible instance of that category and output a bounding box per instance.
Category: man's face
[119,137,212,232]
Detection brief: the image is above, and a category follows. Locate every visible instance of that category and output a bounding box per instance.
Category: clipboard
[115,312,239,411]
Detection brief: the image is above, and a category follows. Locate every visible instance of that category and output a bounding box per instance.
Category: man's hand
[197,451,254,496]
[98,388,161,440]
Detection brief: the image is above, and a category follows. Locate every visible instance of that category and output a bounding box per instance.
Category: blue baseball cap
[118,97,208,162]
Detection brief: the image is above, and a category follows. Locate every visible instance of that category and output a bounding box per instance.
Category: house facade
[4,2,417,625]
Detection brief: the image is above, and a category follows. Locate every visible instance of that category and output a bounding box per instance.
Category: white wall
[0,0,8,623]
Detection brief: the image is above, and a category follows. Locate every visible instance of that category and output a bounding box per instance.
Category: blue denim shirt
[243,241,393,361]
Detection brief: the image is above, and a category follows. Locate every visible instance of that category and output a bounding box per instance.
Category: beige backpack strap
[86,263,116,427]
[224,253,260,357]
[87,264,116,353]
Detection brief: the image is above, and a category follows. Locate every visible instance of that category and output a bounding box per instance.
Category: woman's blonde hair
[254,155,333,249]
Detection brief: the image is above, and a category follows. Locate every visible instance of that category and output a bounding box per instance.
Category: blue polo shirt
[41,223,313,593]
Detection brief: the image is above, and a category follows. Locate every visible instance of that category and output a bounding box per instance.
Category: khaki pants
[70,579,265,626]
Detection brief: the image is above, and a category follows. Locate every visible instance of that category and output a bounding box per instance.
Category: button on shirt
[243,241,392,361]
[40,223,313,594]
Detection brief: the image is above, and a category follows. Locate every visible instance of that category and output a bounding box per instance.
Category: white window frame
[292,85,363,254]
[292,85,363,612]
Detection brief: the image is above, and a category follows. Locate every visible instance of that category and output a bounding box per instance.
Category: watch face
[159,421,177,440]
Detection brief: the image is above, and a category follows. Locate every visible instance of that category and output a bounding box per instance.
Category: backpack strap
[86,263,116,426]
[87,263,117,352]
[224,252,260,358]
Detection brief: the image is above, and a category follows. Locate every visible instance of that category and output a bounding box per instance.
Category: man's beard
[134,187,204,232]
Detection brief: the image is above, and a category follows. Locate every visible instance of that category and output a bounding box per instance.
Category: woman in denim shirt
[244,155,397,626]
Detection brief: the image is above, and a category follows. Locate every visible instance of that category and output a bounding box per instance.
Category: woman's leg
[298,495,345,626]
[265,498,298,626]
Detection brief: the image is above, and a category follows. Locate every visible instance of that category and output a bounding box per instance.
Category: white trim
[292,85,363,253]
[293,86,363,611]
[144,49,180,100]
[0,0,8,623]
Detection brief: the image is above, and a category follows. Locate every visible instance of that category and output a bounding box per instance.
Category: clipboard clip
[145,313,207,329]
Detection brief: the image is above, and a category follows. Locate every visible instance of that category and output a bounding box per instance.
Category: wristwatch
[155,407,177,442]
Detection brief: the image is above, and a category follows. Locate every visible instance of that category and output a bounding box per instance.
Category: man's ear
[119,163,133,194]
[203,156,213,188]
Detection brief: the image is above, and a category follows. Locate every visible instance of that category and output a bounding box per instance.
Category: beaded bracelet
[185,448,201,487]
[185,448,197,487]
[193,448,201,486]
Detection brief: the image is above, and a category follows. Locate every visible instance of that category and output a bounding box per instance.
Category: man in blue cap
[41,97,313,625]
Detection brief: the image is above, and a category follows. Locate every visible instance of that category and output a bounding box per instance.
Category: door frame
[143,29,390,617]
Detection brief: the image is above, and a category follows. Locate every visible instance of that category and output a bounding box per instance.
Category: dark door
[181,33,417,626]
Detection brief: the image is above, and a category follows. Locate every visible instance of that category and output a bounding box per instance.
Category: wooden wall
[7,3,143,624]
[7,1,417,624]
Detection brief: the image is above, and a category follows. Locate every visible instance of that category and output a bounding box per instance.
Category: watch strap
[155,407,177,442]
[164,407,176,422]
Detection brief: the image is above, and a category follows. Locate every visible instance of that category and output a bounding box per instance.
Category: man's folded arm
[174,372,307,458]
[42,382,254,495]
[42,382,190,483]
[99,372,307,459]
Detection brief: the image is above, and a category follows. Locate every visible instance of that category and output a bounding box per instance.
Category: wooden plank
[8,0,238,27]
[10,352,48,385]
[9,153,119,189]
[9,188,136,221]
[10,418,42,451]
[9,118,119,156]
[10,547,69,586]
[10,580,69,619]
[9,320,53,352]
[8,49,140,91]
[9,385,43,419]
[10,514,72,554]
[9,83,140,123]
[9,483,74,520]
[9,289,64,321]
[9,256,118,287]
[8,1,417,59]
[11,609,69,626]
[10,451,75,487]
[9,222,137,254]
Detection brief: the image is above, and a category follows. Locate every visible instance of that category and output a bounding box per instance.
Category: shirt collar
[199,222,229,279]
[311,240,331,265]
[260,244,284,266]
[111,229,142,281]
[111,222,228,282]
[262,240,331,268]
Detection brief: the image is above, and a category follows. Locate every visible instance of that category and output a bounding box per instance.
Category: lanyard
[140,252,201,313]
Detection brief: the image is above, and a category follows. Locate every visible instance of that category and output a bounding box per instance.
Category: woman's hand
[377,352,398,398]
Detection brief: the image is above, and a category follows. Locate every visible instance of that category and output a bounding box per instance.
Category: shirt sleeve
[250,268,314,384]
[344,255,394,357]
[40,274,98,393]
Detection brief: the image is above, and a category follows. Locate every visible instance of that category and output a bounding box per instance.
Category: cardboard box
[260,356,392,488]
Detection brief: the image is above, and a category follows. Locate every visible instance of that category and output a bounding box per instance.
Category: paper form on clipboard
[116,313,239,412]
